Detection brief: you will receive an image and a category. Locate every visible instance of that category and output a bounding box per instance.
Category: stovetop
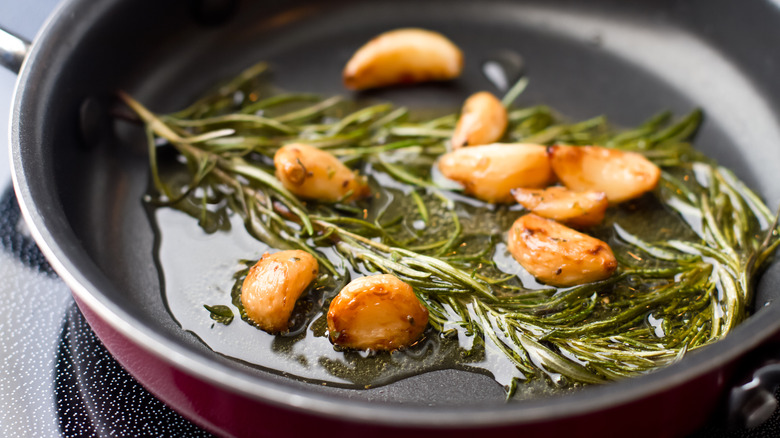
[2,1,780,437]
[0,2,212,436]
[0,185,212,437]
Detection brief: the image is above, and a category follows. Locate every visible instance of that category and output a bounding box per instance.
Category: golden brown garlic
[274,143,369,202]
[241,250,319,333]
[548,145,660,203]
[327,274,428,351]
[343,28,463,90]
[437,143,553,203]
[451,91,508,149]
[507,214,617,287]
[511,186,608,228]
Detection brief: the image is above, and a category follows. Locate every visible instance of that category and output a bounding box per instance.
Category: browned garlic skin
[241,250,319,333]
[451,91,508,149]
[437,143,554,203]
[343,28,463,90]
[511,186,608,228]
[507,214,617,287]
[274,143,369,202]
[548,145,661,203]
[327,274,429,351]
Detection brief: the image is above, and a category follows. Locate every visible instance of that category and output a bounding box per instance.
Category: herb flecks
[204,304,234,325]
[121,61,779,390]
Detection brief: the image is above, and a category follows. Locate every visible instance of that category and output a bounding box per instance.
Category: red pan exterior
[76,294,732,437]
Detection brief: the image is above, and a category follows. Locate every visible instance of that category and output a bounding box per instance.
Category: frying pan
[5,0,780,436]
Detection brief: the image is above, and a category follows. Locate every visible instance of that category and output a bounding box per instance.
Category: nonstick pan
[6,0,780,436]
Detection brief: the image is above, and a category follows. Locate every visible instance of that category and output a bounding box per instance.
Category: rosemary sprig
[120,63,780,391]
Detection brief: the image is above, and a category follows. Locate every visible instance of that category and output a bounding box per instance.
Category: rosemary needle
[120,63,780,389]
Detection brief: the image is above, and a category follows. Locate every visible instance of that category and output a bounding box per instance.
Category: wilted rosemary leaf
[204,304,234,325]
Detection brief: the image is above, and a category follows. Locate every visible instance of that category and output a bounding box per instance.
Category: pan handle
[729,359,780,429]
[0,27,31,74]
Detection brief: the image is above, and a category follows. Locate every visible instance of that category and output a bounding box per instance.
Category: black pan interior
[14,0,780,420]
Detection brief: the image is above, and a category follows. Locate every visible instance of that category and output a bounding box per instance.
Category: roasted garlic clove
[274,143,369,202]
[511,186,608,228]
[327,274,429,351]
[451,91,508,149]
[548,145,660,203]
[507,214,617,287]
[437,143,554,203]
[241,250,319,333]
[343,28,463,90]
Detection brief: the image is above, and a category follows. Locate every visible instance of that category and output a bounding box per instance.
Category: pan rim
[9,0,780,429]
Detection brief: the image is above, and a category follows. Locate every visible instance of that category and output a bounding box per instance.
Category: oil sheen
[151,158,696,399]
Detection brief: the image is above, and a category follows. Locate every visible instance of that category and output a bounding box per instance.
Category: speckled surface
[0,188,213,437]
[0,2,208,435]
[56,300,212,437]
